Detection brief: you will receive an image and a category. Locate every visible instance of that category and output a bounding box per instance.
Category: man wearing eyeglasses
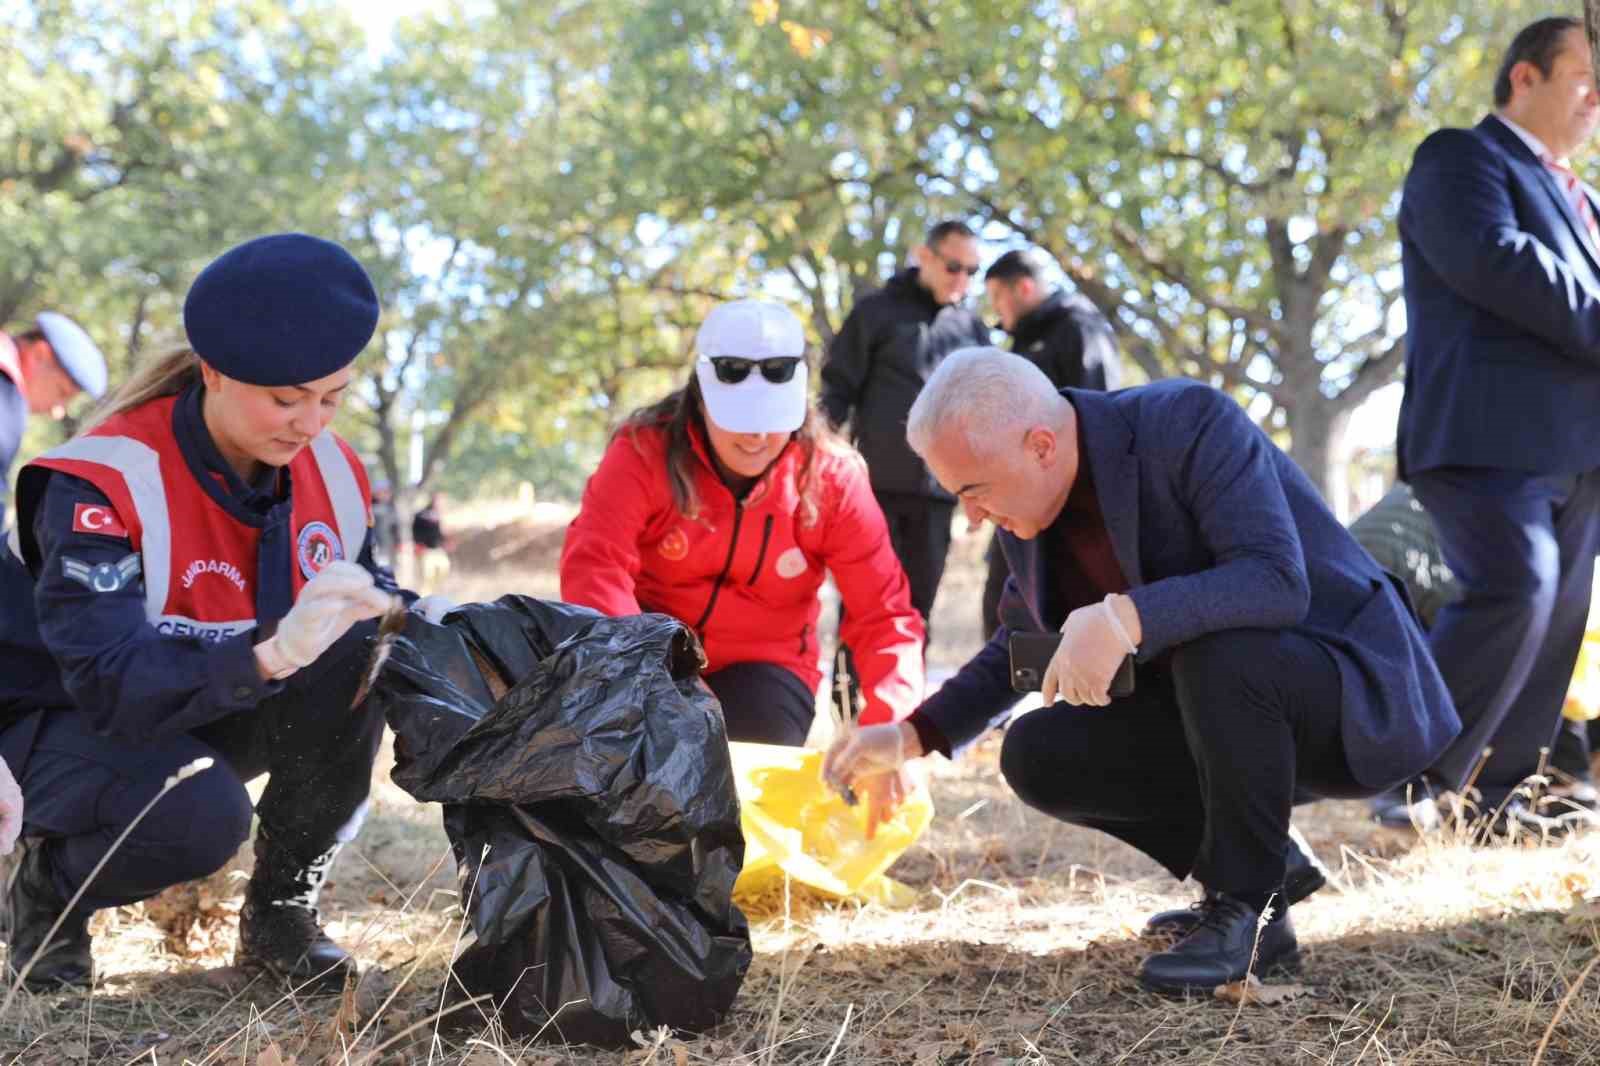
[820,220,992,648]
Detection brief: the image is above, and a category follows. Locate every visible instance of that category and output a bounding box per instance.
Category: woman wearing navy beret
[0,233,446,991]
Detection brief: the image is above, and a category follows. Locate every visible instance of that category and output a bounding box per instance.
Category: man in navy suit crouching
[1381,16,1600,833]
[822,348,1459,995]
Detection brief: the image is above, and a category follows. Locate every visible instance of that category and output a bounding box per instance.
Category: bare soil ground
[4,507,1599,1065]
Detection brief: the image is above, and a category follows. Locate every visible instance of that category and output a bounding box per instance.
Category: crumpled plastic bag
[369,596,751,1047]
[730,742,933,907]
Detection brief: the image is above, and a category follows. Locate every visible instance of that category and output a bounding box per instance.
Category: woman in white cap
[561,299,926,824]
[0,233,446,992]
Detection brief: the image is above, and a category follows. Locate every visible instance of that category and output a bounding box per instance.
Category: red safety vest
[23,394,371,640]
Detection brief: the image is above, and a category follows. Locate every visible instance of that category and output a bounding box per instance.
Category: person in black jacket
[820,220,991,641]
[980,248,1122,636]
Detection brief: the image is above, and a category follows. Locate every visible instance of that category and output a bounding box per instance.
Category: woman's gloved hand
[254,561,392,679]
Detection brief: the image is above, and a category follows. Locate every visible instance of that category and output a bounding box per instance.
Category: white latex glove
[255,561,392,678]
[855,765,919,841]
[411,594,457,624]
[0,756,22,856]
[822,721,917,793]
[1041,601,1135,708]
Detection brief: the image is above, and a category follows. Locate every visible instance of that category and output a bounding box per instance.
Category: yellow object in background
[730,742,933,906]
[1564,630,1600,722]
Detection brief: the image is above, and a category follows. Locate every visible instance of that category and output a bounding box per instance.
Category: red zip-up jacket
[560,421,924,725]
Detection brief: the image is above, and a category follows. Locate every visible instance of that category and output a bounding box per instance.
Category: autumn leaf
[257,1044,297,1066]
[1214,973,1312,1005]
[750,0,779,26]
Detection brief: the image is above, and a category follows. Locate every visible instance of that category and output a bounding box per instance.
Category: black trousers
[1410,467,1600,801]
[873,491,955,632]
[704,660,816,746]
[981,534,1010,640]
[998,628,1367,894]
[5,623,384,916]
[834,491,952,718]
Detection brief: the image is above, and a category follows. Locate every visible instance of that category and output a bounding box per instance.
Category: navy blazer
[918,382,1460,791]
[1397,115,1600,479]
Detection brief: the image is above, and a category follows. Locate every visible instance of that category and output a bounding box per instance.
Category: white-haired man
[823,348,1459,995]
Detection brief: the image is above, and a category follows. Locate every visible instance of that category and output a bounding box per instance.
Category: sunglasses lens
[758,358,800,384]
[946,259,979,277]
[711,358,754,384]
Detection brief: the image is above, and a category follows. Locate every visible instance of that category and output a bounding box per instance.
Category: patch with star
[62,553,142,593]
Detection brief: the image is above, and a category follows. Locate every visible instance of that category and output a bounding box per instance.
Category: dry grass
[5,510,1600,1064]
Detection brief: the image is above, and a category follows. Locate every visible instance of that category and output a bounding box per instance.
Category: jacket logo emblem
[658,527,689,562]
[71,503,129,539]
[775,546,808,579]
[296,521,344,579]
[63,553,141,593]
[181,558,247,593]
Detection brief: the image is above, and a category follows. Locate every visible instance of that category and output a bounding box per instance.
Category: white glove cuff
[1100,596,1139,656]
[253,636,301,680]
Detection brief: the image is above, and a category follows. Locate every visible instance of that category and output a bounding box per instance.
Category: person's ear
[1025,425,1057,466]
[198,359,223,391]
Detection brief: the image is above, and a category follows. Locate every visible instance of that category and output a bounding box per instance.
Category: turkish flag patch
[72,503,129,539]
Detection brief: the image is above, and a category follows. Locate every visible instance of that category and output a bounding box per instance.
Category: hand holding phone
[1009,631,1134,699]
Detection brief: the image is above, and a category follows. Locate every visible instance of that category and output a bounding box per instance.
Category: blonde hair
[79,346,202,435]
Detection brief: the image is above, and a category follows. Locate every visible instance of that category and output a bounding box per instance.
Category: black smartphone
[1008,631,1135,699]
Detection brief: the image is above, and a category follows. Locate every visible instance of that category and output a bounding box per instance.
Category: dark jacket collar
[1009,290,1072,350]
[884,268,944,312]
[172,382,286,527]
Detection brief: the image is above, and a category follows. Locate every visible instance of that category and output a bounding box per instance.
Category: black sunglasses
[942,258,981,277]
[708,356,802,384]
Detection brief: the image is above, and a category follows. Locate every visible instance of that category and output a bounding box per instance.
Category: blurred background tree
[2,0,1546,514]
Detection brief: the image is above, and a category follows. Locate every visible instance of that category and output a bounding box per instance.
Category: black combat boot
[1138,893,1300,996]
[1143,825,1328,937]
[4,839,93,989]
[235,830,355,991]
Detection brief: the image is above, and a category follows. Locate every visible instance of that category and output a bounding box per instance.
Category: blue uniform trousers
[2,623,384,917]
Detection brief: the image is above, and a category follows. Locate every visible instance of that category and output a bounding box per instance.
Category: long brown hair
[619,365,839,525]
[79,346,202,435]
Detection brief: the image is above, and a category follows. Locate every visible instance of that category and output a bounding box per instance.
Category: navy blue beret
[183,233,379,386]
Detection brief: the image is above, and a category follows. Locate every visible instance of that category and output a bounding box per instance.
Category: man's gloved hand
[1042,600,1136,707]
[822,721,915,792]
[0,755,23,855]
[411,594,457,624]
[255,561,392,679]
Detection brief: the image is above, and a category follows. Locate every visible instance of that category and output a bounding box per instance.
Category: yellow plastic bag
[729,741,933,907]
[1564,629,1600,722]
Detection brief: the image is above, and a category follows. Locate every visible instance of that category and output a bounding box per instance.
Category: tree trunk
[1284,396,1355,521]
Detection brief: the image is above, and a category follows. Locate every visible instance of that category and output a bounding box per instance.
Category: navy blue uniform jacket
[919,381,1461,791]
[1397,115,1600,478]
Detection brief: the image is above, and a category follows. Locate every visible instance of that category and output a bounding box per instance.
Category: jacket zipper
[693,502,744,633]
[746,515,775,585]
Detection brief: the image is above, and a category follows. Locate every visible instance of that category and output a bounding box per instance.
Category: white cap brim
[696,358,808,434]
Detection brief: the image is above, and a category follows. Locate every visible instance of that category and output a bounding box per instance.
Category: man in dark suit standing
[1384,16,1600,833]
[820,220,992,635]
[823,348,1458,994]
[980,248,1122,636]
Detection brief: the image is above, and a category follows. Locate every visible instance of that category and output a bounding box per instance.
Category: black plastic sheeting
[369,596,752,1047]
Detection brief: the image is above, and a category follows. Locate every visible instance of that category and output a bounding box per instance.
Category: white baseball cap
[693,299,808,434]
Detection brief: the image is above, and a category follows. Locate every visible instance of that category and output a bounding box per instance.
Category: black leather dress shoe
[1138,894,1299,996]
[1144,826,1327,937]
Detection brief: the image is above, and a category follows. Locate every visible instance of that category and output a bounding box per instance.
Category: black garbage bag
[369,596,751,1047]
